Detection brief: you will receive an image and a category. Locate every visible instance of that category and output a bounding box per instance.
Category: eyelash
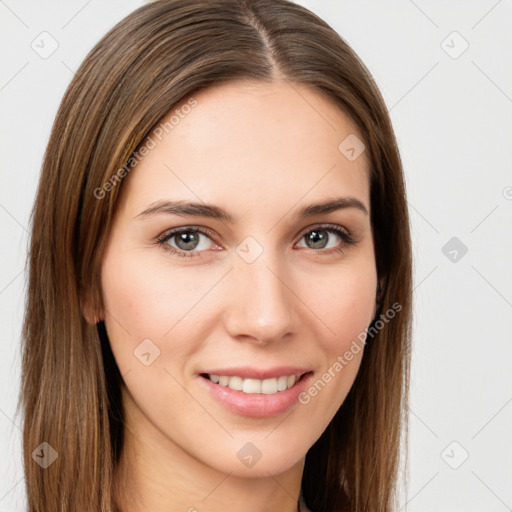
[156,223,357,259]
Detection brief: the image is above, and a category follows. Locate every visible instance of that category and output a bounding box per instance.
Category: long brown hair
[20,1,413,510]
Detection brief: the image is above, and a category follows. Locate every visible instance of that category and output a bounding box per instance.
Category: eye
[156,223,357,259]
[296,224,356,255]
[156,226,218,258]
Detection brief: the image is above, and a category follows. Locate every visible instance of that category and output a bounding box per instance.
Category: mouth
[199,371,312,395]
[198,370,314,418]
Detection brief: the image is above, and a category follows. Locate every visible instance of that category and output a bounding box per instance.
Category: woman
[20,1,413,511]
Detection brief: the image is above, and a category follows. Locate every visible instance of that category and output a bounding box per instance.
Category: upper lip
[199,366,312,380]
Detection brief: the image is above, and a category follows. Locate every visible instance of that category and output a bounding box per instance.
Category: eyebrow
[136,196,369,221]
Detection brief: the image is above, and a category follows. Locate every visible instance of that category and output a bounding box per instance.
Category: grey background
[1,0,511,510]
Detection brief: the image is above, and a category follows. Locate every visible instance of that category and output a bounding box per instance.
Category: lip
[198,366,311,380]
[197,370,314,418]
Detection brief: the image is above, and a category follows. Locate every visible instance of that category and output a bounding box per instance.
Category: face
[99,80,377,478]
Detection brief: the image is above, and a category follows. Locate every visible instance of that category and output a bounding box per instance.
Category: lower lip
[198,372,313,418]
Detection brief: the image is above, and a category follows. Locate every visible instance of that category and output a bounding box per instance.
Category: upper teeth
[207,373,302,394]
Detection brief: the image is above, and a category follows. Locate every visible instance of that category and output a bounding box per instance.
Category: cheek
[313,260,377,346]
[100,249,183,367]
[100,247,225,373]
[101,258,166,337]
[101,230,376,373]
[301,258,376,404]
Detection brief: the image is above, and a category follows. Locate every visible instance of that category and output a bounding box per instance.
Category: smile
[202,372,307,395]
[198,371,314,418]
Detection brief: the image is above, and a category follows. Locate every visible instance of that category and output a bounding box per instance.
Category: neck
[113,388,304,512]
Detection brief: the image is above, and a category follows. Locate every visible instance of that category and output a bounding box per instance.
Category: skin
[94,80,378,512]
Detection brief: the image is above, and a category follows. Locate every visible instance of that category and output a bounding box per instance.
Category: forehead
[119,80,370,218]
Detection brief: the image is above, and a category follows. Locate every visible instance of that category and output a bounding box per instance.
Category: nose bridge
[224,241,297,344]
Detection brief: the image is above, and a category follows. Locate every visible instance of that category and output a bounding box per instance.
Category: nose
[223,250,299,346]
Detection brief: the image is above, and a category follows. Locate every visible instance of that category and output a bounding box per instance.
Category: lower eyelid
[158,225,355,255]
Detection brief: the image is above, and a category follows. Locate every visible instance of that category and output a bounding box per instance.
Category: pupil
[174,230,330,251]
[308,230,327,249]
[177,232,199,250]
